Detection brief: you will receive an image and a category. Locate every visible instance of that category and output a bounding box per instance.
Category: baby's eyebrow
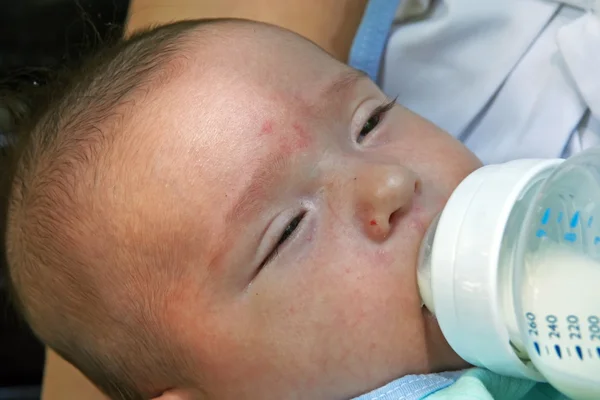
[320,69,370,99]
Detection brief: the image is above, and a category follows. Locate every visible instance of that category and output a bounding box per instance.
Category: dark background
[0,0,129,392]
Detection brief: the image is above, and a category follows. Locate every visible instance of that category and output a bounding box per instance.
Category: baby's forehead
[119,22,358,222]
[137,31,346,151]
[173,22,344,93]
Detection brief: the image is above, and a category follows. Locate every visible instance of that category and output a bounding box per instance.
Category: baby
[4,19,481,399]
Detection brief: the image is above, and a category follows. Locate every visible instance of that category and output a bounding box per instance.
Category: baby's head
[5,19,481,399]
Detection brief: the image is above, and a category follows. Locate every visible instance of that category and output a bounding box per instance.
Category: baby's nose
[354,163,420,242]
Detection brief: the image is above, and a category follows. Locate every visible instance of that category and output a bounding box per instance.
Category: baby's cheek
[244,244,424,384]
[315,262,419,371]
[310,242,405,320]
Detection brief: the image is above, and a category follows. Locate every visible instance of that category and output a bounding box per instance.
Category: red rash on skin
[370,220,377,226]
[258,119,312,155]
[260,120,274,135]
[279,122,313,156]
[291,122,311,150]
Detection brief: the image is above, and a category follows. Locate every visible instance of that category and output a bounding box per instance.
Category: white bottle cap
[429,159,563,380]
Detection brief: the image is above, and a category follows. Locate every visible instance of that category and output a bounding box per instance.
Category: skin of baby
[121,22,481,399]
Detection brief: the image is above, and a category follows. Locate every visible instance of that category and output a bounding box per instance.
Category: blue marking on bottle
[536,229,547,238]
[576,346,583,360]
[588,216,594,228]
[570,212,580,228]
[564,232,577,242]
[555,345,562,359]
[558,212,564,222]
[542,208,551,225]
[597,347,600,358]
[595,237,600,245]
[534,342,541,356]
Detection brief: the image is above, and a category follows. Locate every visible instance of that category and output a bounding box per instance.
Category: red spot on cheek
[370,219,378,226]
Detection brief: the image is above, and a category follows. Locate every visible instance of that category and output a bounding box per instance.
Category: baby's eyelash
[374,98,397,115]
[260,212,306,269]
[357,97,397,143]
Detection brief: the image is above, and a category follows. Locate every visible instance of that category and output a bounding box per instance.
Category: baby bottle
[417,147,600,399]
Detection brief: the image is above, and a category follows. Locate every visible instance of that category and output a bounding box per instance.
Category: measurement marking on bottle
[558,212,564,222]
[537,229,547,238]
[595,237,600,245]
[597,347,600,358]
[534,342,541,356]
[570,212,580,228]
[542,208,551,225]
[564,233,577,242]
[555,345,562,359]
[575,346,583,360]
[566,347,572,357]
[588,216,594,228]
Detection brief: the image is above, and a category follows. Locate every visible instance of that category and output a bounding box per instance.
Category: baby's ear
[152,388,200,400]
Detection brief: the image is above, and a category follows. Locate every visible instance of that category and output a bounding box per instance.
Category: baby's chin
[421,306,471,372]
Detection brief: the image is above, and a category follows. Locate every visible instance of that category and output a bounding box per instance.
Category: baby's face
[131,23,481,399]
